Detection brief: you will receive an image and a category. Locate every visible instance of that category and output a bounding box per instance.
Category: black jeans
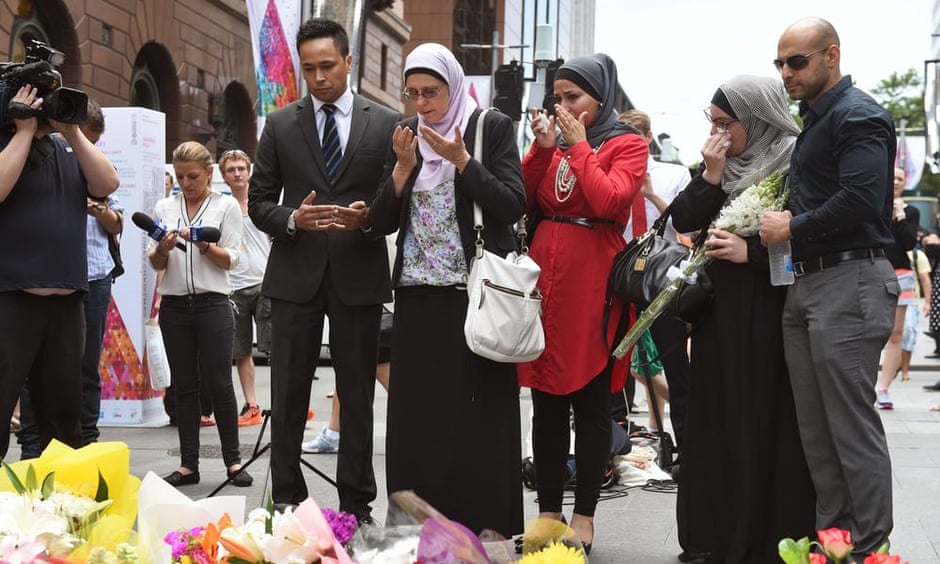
[2,291,84,459]
[159,293,239,471]
[531,368,612,517]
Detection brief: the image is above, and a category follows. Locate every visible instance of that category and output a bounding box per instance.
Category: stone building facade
[0,0,410,159]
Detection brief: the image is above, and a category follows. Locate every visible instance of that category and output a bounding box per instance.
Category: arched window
[10,20,50,62]
[130,65,161,111]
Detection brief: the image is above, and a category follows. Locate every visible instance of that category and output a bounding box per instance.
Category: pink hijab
[404,43,478,191]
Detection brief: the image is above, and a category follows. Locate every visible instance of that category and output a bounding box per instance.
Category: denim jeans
[159,293,239,471]
[81,276,112,444]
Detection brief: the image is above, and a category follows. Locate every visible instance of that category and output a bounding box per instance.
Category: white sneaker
[302,427,339,454]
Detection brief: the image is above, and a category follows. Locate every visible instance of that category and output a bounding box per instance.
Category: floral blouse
[399,180,467,287]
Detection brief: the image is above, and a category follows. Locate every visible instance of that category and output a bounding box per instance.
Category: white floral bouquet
[613,171,787,358]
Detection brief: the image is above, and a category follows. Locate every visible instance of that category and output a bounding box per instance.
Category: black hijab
[554,53,636,151]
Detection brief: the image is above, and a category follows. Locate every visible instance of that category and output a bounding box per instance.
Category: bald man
[760,17,896,557]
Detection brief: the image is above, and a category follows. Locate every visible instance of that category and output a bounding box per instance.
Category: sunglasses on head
[773,47,828,71]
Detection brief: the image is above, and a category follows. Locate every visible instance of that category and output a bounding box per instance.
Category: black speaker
[492,62,523,120]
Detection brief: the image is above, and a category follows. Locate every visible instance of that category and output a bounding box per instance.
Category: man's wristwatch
[286,210,297,234]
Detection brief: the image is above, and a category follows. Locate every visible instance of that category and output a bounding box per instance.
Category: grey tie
[321,104,342,179]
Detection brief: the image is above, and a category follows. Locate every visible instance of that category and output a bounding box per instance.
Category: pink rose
[817,528,853,561]
[863,555,902,564]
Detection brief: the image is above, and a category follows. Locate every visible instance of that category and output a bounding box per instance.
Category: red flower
[810,553,828,564]
[818,528,853,561]
[863,555,902,564]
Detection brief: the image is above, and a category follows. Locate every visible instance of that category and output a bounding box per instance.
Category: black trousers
[0,291,84,459]
[159,293,240,471]
[532,368,612,517]
[269,273,381,519]
[650,315,690,448]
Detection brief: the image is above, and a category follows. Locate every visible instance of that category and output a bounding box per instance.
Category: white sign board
[97,107,167,426]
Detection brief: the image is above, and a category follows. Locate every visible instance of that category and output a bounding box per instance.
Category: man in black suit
[248,17,399,522]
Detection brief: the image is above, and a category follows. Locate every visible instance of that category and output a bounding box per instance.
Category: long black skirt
[385,285,524,538]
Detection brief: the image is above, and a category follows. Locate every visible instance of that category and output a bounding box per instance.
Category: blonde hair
[219,149,252,172]
[172,141,214,168]
[172,141,213,190]
[619,109,651,136]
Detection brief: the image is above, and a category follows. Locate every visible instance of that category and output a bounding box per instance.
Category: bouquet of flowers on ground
[779,527,907,564]
[0,441,139,563]
[613,171,787,358]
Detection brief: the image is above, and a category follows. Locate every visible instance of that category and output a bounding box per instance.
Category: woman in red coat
[518,53,648,551]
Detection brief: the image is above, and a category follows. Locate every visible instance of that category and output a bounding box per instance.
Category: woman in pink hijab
[367,43,526,537]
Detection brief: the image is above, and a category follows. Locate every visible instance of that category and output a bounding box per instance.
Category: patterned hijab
[717,75,801,196]
[554,53,635,151]
[404,43,477,192]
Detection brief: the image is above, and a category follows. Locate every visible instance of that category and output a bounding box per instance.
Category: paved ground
[7,321,940,563]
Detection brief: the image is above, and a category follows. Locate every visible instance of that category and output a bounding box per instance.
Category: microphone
[189,226,221,243]
[131,212,185,250]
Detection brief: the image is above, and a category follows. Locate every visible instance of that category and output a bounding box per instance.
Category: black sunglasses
[773,47,828,71]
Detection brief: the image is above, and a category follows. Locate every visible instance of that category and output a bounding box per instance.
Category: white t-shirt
[229,214,271,291]
[624,157,691,242]
[152,191,242,296]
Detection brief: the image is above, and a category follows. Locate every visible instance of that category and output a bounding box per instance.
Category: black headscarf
[554,53,635,151]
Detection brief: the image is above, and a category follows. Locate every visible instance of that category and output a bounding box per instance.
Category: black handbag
[608,208,713,323]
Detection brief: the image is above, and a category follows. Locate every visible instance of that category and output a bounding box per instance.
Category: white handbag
[463,109,545,363]
[145,318,171,390]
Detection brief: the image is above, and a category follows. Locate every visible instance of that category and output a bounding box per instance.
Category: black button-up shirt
[788,75,896,262]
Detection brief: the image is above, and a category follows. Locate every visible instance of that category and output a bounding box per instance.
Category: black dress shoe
[924,382,940,391]
[164,470,199,486]
[677,550,708,563]
[227,467,253,487]
[925,353,940,359]
[273,502,298,514]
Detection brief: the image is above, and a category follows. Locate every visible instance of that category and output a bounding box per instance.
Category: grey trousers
[782,257,897,555]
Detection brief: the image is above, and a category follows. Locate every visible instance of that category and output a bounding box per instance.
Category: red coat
[518,134,648,395]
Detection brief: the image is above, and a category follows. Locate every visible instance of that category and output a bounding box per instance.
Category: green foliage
[2,460,26,494]
[871,68,924,132]
[95,469,109,502]
[778,536,812,564]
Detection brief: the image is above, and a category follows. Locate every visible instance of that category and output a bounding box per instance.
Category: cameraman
[0,85,120,459]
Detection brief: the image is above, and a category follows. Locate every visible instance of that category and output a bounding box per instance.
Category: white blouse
[151,190,242,296]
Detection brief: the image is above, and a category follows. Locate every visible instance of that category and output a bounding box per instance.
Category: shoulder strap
[472,108,492,257]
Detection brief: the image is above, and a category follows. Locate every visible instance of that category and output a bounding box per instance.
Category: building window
[380,44,388,90]
[130,66,161,110]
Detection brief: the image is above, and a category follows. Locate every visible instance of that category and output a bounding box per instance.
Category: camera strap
[24,135,55,172]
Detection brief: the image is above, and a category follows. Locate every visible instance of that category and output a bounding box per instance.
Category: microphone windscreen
[131,211,156,231]
[201,227,222,243]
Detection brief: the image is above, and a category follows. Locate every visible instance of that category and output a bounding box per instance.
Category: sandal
[227,467,253,487]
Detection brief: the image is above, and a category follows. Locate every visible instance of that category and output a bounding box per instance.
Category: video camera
[0,39,88,129]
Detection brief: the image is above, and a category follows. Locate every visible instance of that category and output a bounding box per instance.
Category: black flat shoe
[164,470,199,486]
[227,467,253,487]
[924,382,940,391]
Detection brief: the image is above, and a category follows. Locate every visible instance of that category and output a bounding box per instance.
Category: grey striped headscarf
[717,75,800,196]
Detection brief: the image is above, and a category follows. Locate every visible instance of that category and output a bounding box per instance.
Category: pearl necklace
[553,142,604,203]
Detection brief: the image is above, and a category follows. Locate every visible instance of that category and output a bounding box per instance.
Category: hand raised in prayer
[553,103,588,146]
[418,124,472,172]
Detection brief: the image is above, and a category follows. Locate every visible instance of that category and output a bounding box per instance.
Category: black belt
[547,216,619,230]
[793,248,886,277]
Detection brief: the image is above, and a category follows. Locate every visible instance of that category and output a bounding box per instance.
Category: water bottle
[768,240,795,286]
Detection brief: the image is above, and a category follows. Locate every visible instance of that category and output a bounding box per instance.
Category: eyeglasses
[703,109,739,131]
[773,47,828,71]
[401,86,444,101]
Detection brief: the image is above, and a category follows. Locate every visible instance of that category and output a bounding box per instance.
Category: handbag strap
[472,108,492,258]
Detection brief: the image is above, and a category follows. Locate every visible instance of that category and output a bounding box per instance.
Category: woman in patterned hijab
[668,75,815,564]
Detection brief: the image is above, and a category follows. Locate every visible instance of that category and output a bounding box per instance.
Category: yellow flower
[518,542,585,564]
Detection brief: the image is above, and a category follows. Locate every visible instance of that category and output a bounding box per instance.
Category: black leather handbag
[608,208,713,322]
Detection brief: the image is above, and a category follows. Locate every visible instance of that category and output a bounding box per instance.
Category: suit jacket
[248,93,400,305]
[368,108,526,285]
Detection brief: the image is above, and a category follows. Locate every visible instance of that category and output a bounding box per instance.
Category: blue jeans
[81,276,112,444]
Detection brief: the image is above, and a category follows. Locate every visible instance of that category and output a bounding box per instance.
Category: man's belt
[793,248,886,277]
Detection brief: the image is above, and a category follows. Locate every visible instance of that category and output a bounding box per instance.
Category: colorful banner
[247,0,303,133]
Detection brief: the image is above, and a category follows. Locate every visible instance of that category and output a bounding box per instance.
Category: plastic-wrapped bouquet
[613,171,787,358]
[778,527,907,564]
[0,441,139,563]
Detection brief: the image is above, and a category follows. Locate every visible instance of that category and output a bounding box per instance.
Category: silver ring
[315,219,320,228]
